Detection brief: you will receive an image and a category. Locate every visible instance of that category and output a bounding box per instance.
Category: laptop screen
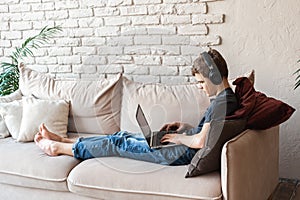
[136,104,152,138]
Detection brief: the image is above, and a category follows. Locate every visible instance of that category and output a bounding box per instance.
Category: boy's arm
[161,123,210,149]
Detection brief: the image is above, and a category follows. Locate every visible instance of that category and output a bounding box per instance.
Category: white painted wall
[210,0,300,179]
[0,0,299,179]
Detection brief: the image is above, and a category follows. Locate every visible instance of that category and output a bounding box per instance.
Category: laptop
[135,104,177,149]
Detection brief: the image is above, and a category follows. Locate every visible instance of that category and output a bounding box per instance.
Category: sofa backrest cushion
[19,66,122,134]
[120,77,210,133]
[185,119,246,178]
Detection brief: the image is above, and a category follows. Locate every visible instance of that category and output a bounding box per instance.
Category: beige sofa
[0,66,279,200]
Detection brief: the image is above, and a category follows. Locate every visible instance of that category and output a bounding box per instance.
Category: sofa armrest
[221,126,279,200]
[0,89,22,103]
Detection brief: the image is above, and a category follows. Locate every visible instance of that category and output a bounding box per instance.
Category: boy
[35,49,238,165]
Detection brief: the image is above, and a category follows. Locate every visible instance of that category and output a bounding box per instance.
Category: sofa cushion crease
[0,170,68,182]
[0,173,69,192]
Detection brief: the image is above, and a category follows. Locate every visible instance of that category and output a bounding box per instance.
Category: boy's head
[192,49,228,83]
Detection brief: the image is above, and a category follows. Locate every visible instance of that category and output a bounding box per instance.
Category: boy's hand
[161,133,182,144]
[160,122,181,131]
[160,122,193,133]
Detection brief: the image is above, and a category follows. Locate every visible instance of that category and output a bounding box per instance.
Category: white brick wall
[0,0,224,83]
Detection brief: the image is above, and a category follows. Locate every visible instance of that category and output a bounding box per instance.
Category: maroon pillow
[226,77,256,119]
[226,77,295,129]
[247,91,295,129]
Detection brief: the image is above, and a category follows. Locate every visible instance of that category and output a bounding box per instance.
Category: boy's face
[195,73,217,97]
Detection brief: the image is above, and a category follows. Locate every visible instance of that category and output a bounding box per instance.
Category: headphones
[200,52,223,85]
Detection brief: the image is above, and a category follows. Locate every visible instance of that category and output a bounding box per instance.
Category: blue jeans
[72,131,197,165]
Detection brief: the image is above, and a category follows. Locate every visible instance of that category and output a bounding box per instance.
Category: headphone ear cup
[200,52,223,85]
[209,69,222,85]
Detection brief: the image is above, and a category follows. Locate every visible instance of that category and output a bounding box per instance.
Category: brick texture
[0,0,224,83]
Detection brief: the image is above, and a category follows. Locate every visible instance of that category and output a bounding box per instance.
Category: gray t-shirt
[186,88,238,135]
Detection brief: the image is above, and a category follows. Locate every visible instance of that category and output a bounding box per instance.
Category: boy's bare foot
[34,132,43,144]
[39,123,63,142]
[34,132,59,156]
[39,123,74,143]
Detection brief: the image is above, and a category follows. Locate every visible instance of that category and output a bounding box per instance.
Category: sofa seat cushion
[68,157,222,200]
[0,137,80,191]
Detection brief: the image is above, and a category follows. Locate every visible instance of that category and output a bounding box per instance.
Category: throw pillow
[17,97,70,142]
[226,77,295,129]
[247,91,295,130]
[0,100,23,139]
[0,118,10,139]
[226,77,256,119]
[185,119,246,178]
[0,89,22,103]
[0,89,23,138]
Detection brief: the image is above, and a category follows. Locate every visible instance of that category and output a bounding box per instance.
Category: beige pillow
[229,70,255,89]
[17,97,70,142]
[121,77,210,133]
[0,100,23,139]
[19,65,122,134]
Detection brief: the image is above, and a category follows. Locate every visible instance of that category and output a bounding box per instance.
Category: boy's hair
[192,49,228,78]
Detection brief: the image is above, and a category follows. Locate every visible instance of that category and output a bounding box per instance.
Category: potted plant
[0,26,62,96]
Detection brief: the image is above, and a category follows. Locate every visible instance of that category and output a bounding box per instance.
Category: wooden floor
[270,179,300,200]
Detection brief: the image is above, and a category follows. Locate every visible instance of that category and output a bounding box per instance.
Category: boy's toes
[34,133,42,143]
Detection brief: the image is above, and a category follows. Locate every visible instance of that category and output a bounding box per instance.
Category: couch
[0,65,279,200]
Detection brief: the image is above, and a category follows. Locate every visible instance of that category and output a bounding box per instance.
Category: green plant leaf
[294,81,300,90]
[293,69,300,75]
[0,25,62,96]
[0,62,15,68]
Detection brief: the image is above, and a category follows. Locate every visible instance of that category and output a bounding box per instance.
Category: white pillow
[17,97,70,142]
[0,118,10,139]
[0,100,23,139]
[0,89,23,139]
